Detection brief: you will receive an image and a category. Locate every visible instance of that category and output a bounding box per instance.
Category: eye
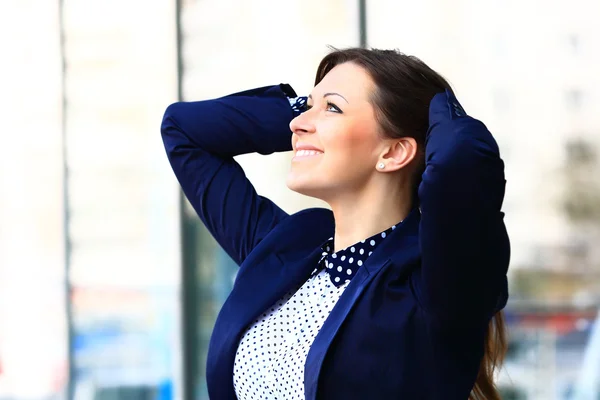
[326,101,343,113]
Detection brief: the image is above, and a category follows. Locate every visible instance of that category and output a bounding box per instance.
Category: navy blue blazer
[161,84,510,399]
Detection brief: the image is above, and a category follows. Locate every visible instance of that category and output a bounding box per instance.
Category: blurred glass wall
[0,2,67,399]
[1,0,599,399]
[2,0,183,399]
[61,1,183,399]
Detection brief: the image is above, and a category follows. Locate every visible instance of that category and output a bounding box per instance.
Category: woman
[161,48,510,400]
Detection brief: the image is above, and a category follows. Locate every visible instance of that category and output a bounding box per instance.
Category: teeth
[296,149,322,157]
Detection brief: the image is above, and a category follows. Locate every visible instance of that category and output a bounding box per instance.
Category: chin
[286,173,325,199]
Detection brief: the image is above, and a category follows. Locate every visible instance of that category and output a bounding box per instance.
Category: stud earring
[377,163,385,169]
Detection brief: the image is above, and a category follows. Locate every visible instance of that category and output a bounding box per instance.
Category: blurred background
[1,0,599,399]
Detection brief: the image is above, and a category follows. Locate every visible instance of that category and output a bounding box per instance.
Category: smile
[294,149,323,160]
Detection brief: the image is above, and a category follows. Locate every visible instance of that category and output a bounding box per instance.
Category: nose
[289,111,316,136]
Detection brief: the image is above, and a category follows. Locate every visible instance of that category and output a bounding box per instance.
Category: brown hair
[315,47,507,399]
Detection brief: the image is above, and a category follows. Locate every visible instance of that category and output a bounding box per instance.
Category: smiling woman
[161,48,510,400]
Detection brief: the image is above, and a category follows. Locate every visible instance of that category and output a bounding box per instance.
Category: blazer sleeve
[160,84,299,265]
[414,90,510,326]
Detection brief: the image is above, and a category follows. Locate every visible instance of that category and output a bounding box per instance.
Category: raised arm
[415,90,510,326]
[160,84,300,265]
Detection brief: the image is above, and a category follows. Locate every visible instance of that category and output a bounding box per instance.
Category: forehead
[312,62,375,102]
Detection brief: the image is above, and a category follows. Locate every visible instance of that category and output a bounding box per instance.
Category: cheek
[322,122,379,163]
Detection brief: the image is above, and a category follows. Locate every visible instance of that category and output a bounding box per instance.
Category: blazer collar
[363,207,421,273]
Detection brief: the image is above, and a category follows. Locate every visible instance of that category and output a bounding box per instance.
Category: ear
[376,137,418,172]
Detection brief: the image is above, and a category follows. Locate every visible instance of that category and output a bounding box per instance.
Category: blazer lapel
[232,245,327,331]
[303,209,421,400]
[207,214,333,399]
[303,257,390,400]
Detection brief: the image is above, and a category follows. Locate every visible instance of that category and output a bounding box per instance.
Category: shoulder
[254,207,334,256]
[287,207,334,228]
[279,207,335,243]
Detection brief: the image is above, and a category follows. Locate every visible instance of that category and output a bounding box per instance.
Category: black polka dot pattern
[232,221,400,399]
[233,270,347,399]
[317,224,397,287]
[288,96,308,114]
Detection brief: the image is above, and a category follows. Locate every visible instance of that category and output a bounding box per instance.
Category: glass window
[61,1,182,399]
[0,2,68,399]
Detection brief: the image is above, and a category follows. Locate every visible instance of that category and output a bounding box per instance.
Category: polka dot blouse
[233,223,397,399]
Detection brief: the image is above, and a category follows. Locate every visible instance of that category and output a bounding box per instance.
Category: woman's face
[286,62,385,200]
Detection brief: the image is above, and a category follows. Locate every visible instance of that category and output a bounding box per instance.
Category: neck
[327,179,413,252]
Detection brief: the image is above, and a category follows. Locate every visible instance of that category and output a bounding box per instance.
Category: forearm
[161,84,298,159]
[159,84,297,264]
[416,92,509,323]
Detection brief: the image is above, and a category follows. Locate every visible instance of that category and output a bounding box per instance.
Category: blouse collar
[315,223,399,287]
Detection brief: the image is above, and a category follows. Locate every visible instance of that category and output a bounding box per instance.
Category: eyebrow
[308,92,349,104]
